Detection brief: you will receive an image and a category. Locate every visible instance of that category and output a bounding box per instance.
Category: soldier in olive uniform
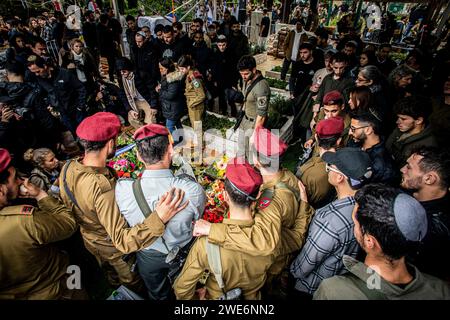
[236,55,271,134]
[304,90,351,150]
[59,112,187,294]
[296,117,343,209]
[174,158,272,300]
[194,127,314,297]
[0,148,81,299]
[178,55,206,125]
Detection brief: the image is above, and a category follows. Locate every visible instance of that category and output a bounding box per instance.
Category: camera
[14,106,33,119]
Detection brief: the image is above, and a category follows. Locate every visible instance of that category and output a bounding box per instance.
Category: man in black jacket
[191,31,213,80]
[97,13,117,82]
[228,21,249,64]
[82,10,98,58]
[349,110,397,185]
[211,35,238,116]
[400,146,450,281]
[27,55,86,135]
[1,61,61,146]
[125,15,138,54]
[131,31,160,96]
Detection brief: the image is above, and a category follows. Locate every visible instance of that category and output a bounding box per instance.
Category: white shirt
[115,169,206,254]
[291,30,305,61]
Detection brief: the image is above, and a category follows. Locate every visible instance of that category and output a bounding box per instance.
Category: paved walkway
[259,54,284,75]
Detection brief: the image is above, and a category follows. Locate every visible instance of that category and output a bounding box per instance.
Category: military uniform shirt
[115,169,206,254]
[242,75,271,120]
[298,155,335,209]
[0,196,77,299]
[59,159,166,255]
[208,170,314,275]
[174,218,273,300]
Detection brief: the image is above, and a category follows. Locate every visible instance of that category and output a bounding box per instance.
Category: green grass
[271,66,291,74]
[266,77,289,90]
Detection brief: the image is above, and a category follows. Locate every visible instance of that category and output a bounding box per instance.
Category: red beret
[0,148,11,174]
[323,90,344,105]
[253,127,288,157]
[316,117,344,138]
[225,157,263,198]
[133,124,169,141]
[76,112,121,142]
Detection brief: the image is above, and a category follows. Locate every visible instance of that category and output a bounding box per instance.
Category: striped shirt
[290,196,360,295]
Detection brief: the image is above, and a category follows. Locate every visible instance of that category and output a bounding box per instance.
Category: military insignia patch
[193,80,200,88]
[257,96,267,107]
[21,205,34,215]
[258,197,271,209]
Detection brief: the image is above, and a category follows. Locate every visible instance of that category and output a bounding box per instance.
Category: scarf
[72,51,87,83]
[122,72,139,112]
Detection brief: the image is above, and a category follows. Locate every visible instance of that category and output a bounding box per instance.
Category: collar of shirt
[260,169,289,190]
[141,169,174,179]
[75,158,111,176]
[222,218,254,227]
[301,155,325,171]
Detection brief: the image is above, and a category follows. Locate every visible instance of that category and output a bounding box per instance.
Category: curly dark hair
[410,146,450,190]
[354,184,420,261]
[394,95,432,124]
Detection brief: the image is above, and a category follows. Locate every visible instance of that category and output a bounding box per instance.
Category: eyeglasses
[350,125,370,132]
[325,163,346,176]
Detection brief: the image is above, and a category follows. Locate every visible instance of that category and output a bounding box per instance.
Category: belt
[245,115,255,122]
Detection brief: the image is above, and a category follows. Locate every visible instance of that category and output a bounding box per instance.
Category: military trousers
[188,104,204,127]
[83,239,144,296]
[136,249,174,300]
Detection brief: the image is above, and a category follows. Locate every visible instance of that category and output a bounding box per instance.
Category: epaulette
[0,205,35,216]
[95,174,114,193]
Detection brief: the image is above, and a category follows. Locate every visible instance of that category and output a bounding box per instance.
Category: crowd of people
[0,2,450,301]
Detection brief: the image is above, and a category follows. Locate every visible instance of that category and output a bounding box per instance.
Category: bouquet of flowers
[203,155,228,180]
[107,134,143,179]
[202,179,228,223]
[197,155,229,223]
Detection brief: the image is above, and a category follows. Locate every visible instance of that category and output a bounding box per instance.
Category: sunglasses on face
[325,163,346,176]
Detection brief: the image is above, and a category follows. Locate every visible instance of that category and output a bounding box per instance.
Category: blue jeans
[166,119,183,143]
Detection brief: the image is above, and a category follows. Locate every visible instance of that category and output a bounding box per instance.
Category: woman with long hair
[348,86,373,112]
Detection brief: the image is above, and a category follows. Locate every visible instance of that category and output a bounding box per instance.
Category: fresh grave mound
[182,112,235,135]
[108,134,229,224]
